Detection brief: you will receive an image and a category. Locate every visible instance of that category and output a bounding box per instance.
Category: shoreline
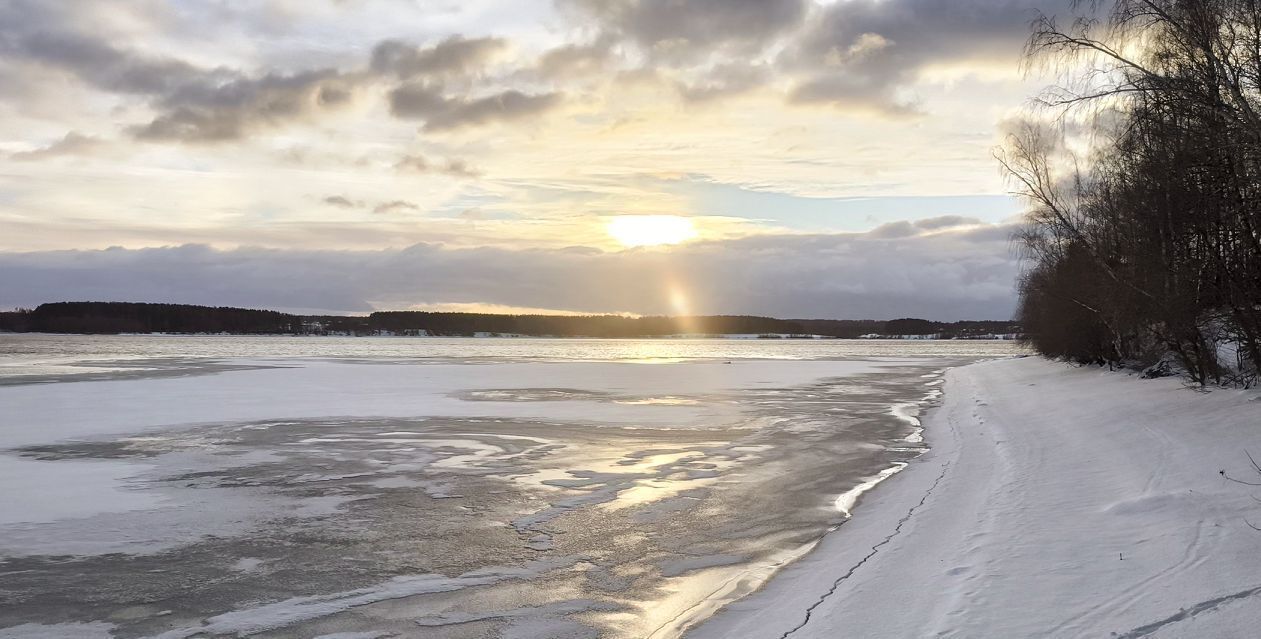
[653,364,949,638]
[690,357,1261,638]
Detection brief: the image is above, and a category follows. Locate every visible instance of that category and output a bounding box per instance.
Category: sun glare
[607,215,698,248]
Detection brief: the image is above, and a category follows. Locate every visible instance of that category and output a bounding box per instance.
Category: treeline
[1004,1,1261,386]
[0,302,1018,339]
[0,302,302,334]
[368,312,1013,338]
[369,312,805,337]
[795,317,1016,339]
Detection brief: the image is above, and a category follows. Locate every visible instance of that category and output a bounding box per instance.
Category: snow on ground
[691,356,1261,638]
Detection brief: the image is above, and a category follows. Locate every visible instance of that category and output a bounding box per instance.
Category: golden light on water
[606,215,698,248]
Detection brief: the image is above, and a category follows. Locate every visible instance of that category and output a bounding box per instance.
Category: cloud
[322,196,429,214]
[10,132,103,160]
[535,40,614,78]
[134,69,362,142]
[914,215,984,231]
[387,81,449,118]
[1,28,211,97]
[373,200,420,214]
[568,0,808,60]
[867,220,919,239]
[0,0,1060,145]
[370,36,507,79]
[869,215,988,238]
[0,225,1020,320]
[781,0,1075,116]
[0,0,1074,146]
[555,0,1066,115]
[788,75,923,118]
[0,0,1047,320]
[0,6,529,144]
[422,90,562,131]
[395,154,480,177]
[389,84,562,131]
[676,63,768,102]
[323,195,359,208]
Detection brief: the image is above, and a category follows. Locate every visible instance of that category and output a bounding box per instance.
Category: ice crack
[777,454,953,639]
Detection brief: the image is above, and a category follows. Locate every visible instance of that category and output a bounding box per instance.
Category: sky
[0,0,1077,320]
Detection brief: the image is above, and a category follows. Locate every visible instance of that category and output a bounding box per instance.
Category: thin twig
[1246,449,1261,475]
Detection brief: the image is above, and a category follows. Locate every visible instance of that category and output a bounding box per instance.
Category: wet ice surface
[0,350,980,638]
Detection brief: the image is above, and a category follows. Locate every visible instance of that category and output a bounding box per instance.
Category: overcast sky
[0,0,1075,320]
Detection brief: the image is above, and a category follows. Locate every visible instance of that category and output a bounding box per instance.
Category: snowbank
[691,357,1261,638]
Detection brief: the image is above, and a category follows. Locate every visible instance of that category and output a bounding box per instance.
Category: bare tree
[1004,0,1261,386]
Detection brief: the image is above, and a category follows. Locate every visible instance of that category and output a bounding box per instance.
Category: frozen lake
[0,336,1020,638]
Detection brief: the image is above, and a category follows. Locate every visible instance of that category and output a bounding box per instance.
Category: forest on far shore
[0,302,1019,339]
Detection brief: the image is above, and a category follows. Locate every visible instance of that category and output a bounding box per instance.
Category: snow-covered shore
[691,357,1261,638]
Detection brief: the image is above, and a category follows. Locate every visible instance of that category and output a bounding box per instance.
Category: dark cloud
[0,2,376,143]
[387,82,450,118]
[423,90,562,131]
[568,0,807,60]
[134,70,362,142]
[783,0,1076,116]
[788,73,924,117]
[370,36,506,79]
[557,0,1075,114]
[0,29,213,96]
[10,132,102,160]
[0,226,1020,320]
[0,6,535,143]
[389,83,562,131]
[373,36,568,133]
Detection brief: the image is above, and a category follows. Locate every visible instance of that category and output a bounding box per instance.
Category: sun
[606,215,698,248]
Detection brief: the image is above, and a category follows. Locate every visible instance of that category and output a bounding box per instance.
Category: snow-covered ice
[0,344,973,638]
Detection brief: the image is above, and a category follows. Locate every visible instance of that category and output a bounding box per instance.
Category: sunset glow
[607,216,698,248]
[0,0,1043,318]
